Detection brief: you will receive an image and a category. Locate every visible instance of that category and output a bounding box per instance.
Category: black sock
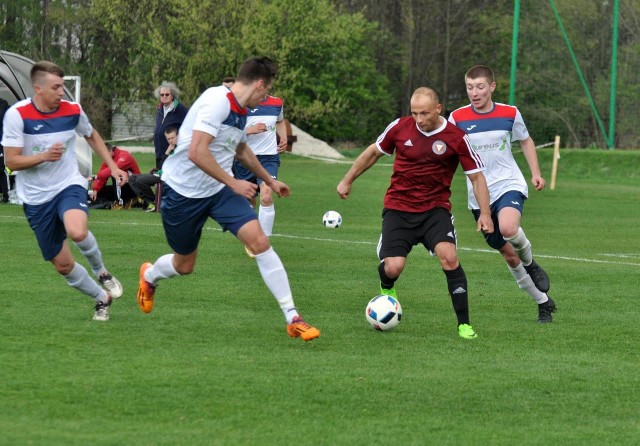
[378,261,397,290]
[444,264,469,325]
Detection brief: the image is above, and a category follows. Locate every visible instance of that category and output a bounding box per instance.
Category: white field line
[1,214,638,267]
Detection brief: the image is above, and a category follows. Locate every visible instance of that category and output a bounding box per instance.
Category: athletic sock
[258,204,275,237]
[255,247,298,323]
[378,261,397,290]
[74,231,106,276]
[64,262,108,303]
[145,254,180,284]
[504,227,533,266]
[508,263,549,304]
[443,264,470,325]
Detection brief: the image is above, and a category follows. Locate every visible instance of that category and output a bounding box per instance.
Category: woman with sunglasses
[153,82,188,169]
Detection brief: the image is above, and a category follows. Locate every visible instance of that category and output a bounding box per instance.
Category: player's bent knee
[67,229,89,242]
[383,261,405,278]
[500,225,519,239]
[52,259,74,275]
[260,196,273,207]
[250,237,271,255]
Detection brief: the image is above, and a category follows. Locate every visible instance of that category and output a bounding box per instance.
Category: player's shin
[444,265,470,325]
[255,247,298,322]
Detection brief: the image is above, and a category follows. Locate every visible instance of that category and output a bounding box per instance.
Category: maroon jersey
[376,116,484,212]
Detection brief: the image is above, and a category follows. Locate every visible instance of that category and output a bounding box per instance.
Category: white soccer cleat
[93,296,111,321]
[99,272,123,299]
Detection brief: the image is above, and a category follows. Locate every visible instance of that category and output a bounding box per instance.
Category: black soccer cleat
[537,297,557,323]
[524,259,550,293]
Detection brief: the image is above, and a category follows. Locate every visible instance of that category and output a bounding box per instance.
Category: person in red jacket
[89,144,141,206]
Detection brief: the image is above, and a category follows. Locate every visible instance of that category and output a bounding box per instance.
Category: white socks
[74,231,106,276]
[64,262,108,303]
[255,247,298,323]
[505,227,533,266]
[258,204,275,237]
[508,263,549,304]
[145,254,180,284]
[140,249,300,324]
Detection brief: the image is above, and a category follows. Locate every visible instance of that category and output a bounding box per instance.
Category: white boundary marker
[3,214,637,267]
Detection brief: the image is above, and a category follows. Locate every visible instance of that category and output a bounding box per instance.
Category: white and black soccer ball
[365,294,402,331]
[322,210,342,228]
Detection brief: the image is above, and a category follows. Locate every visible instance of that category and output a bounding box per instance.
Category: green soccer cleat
[380,286,397,299]
[458,323,478,340]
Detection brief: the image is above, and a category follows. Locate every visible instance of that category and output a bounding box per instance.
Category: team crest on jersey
[432,140,447,155]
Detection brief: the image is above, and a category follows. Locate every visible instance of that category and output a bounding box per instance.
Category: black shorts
[378,207,457,259]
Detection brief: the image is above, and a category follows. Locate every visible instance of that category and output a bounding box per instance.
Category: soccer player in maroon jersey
[337,87,493,339]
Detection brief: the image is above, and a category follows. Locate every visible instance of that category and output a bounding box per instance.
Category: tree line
[1,0,638,148]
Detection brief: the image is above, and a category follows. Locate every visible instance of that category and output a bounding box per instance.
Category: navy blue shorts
[232,154,280,195]
[23,185,90,261]
[161,185,257,255]
[378,207,457,259]
[471,190,526,250]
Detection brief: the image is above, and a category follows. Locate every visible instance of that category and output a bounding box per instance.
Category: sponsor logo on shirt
[201,119,220,130]
[432,140,447,155]
[404,139,413,147]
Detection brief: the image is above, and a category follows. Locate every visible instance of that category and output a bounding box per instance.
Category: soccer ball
[365,294,402,331]
[322,210,342,228]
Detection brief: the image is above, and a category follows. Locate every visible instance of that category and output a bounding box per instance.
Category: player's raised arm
[337,143,384,199]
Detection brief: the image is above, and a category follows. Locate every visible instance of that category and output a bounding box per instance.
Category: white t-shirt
[1,98,92,205]
[448,102,529,209]
[245,95,284,155]
[162,86,247,198]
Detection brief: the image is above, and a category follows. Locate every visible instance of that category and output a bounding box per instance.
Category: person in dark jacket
[153,81,187,169]
[0,97,10,202]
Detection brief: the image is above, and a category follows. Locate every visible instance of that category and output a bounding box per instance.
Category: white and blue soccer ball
[322,210,342,228]
[365,294,402,331]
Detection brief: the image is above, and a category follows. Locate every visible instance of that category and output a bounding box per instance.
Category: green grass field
[1,150,639,445]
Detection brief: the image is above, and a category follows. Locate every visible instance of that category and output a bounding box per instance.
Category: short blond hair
[412,87,440,103]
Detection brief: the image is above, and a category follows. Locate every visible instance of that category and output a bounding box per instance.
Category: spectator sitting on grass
[89,143,141,207]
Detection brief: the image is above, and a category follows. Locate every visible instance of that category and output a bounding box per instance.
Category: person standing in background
[0,97,10,203]
[153,81,188,170]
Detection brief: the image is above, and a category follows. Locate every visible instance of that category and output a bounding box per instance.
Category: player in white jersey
[136,56,319,342]
[232,95,287,256]
[448,65,556,323]
[2,61,127,321]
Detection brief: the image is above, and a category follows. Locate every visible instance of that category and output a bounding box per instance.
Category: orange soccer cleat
[136,262,156,313]
[286,316,320,342]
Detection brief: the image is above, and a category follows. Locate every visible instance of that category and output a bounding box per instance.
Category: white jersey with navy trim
[162,86,248,198]
[448,102,529,209]
[245,95,284,156]
[1,98,92,205]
